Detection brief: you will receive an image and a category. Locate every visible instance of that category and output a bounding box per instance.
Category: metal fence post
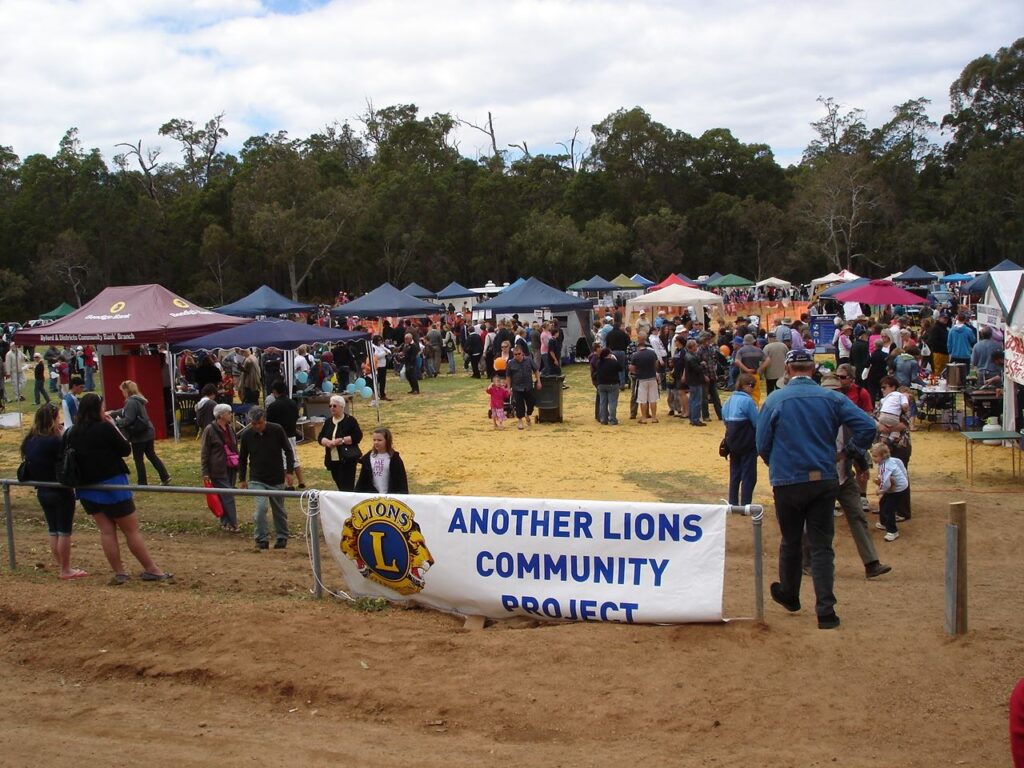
[729,504,765,622]
[308,491,323,599]
[750,505,764,622]
[3,483,14,571]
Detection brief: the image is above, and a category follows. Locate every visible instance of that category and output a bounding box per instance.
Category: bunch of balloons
[344,377,374,400]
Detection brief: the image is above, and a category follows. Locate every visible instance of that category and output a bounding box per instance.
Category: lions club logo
[109,301,126,313]
[172,298,190,309]
[340,497,433,595]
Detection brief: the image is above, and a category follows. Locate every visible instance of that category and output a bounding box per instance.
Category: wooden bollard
[945,501,968,635]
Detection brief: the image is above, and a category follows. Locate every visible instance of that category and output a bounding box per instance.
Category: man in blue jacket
[756,349,877,629]
[947,312,977,367]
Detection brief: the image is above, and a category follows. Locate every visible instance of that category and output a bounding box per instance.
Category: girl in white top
[877,376,909,430]
[870,442,909,540]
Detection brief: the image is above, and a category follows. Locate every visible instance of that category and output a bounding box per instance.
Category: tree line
[0,38,1021,318]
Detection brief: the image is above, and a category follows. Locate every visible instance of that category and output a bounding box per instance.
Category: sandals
[58,569,89,581]
[110,573,130,586]
[141,571,174,582]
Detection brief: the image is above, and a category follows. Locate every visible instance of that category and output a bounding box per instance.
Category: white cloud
[0,0,1019,167]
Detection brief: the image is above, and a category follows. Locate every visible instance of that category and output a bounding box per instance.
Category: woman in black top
[70,393,172,584]
[20,403,85,579]
[317,395,363,491]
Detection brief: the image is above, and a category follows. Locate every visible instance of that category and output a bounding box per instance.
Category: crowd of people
[10,290,1015,641]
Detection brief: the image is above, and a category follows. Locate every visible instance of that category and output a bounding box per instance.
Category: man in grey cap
[756,348,877,629]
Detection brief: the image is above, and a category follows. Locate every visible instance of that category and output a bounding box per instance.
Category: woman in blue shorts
[68,393,172,585]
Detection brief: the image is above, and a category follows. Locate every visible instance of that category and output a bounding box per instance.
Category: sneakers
[884,531,900,542]
[160,478,172,486]
[895,515,907,522]
[861,496,869,511]
[255,541,269,550]
[875,522,887,531]
[769,582,800,613]
[865,562,892,578]
[817,613,841,630]
[274,539,287,549]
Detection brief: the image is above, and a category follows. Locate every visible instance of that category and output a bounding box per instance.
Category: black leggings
[328,460,358,491]
[376,367,387,398]
[132,440,170,485]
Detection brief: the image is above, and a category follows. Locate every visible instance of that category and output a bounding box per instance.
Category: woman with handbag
[108,380,171,486]
[200,403,240,532]
[318,394,363,491]
[70,393,172,584]
[19,403,86,579]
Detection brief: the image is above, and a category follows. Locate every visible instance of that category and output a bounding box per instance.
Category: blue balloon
[295,371,308,384]
[346,383,356,394]
[361,386,373,399]
[322,380,333,393]
[355,377,366,389]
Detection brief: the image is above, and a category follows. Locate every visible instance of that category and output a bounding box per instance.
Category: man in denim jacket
[756,349,877,629]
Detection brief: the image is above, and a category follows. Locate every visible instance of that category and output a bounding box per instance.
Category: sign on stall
[318,492,727,624]
[976,304,1004,330]
[1004,326,1024,386]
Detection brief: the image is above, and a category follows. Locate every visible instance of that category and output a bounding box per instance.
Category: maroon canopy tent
[14,285,250,440]
[13,284,249,346]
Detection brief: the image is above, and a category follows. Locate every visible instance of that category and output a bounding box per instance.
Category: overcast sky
[1,0,1020,168]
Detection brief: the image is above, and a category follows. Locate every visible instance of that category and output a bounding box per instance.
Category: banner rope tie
[300,488,356,603]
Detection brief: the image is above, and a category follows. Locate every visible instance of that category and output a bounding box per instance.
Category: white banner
[318,492,727,624]
[1004,326,1024,387]
[976,303,1004,330]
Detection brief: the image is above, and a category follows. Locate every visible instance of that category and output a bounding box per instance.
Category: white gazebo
[626,283,725,322]
[755,277,792,289]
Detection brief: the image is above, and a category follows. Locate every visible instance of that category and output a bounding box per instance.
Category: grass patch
[620,469,722,503]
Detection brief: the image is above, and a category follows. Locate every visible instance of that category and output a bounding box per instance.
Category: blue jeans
[34,379,50,404]
[728,451,758,505]
[688,383,704,424]
[250,480,288,544]
[210,472,238,529]
[597,383,619,424]
[612,351,626,387]
[84,365,95,391]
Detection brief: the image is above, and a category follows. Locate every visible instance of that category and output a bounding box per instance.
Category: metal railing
[1,479,764,620]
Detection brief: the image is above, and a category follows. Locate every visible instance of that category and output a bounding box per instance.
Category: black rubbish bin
[537,375,565,422]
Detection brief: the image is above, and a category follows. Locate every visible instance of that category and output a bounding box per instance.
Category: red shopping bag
[203,478,224,518]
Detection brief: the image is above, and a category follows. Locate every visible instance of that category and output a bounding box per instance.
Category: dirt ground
[1,366,1022,766]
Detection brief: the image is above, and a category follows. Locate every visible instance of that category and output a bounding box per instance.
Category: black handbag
[341,444,362,460]
[718,437,730,459]
[17,460,29,482]
[56,429,81,486]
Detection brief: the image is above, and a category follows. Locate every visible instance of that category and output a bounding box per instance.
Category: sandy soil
[1,366,1022,766]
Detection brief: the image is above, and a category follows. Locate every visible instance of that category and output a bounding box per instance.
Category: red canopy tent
[649,273,696,291]
[14,285,250,439]
[832,280,927,306]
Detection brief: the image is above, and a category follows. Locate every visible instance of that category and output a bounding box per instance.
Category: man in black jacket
[464,327,484,379]
[238,406,295,550]
[604,321,630,388]
[266,380,304,490]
